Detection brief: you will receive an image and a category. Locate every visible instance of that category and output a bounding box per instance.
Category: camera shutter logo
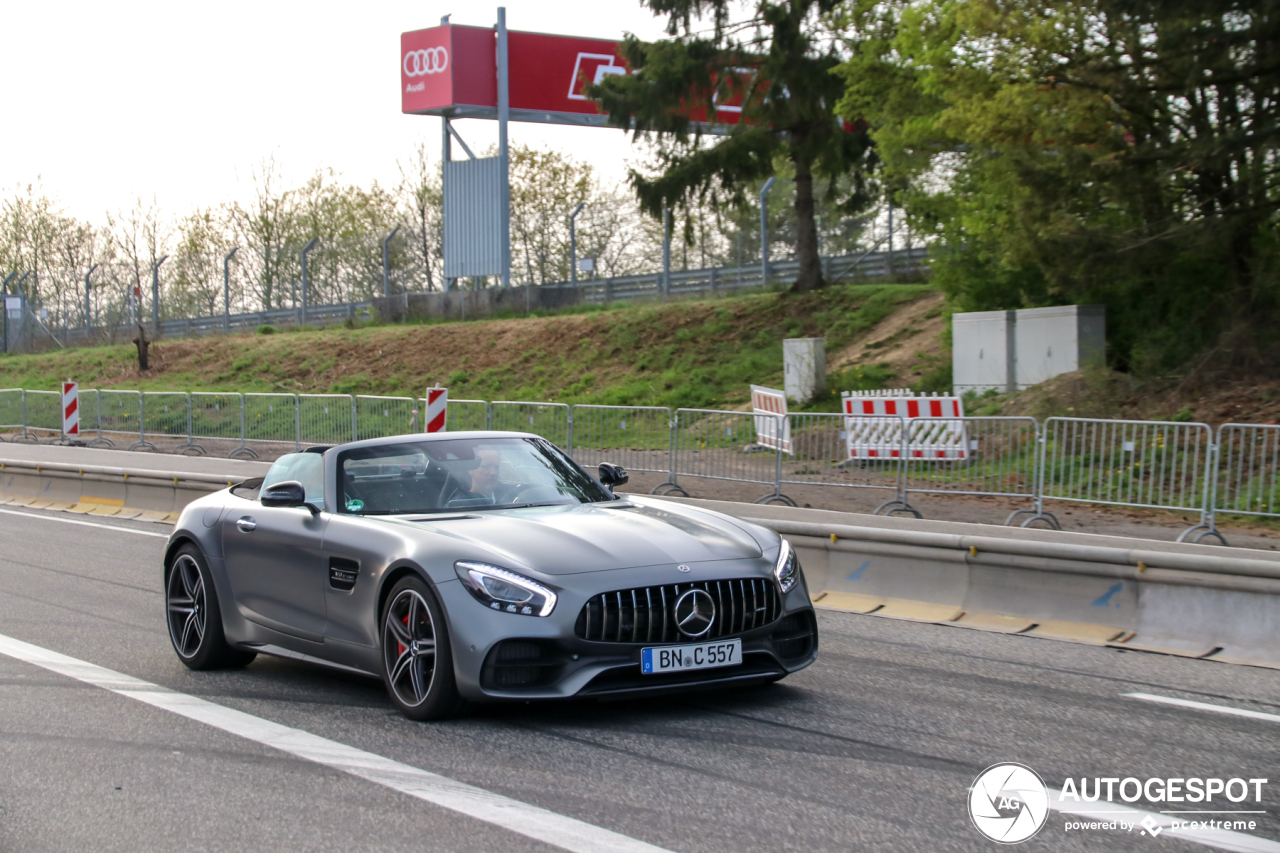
[404,47,449,77]
[968,763,1049,844]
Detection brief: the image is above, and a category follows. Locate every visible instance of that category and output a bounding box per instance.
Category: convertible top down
[164,431,818,719]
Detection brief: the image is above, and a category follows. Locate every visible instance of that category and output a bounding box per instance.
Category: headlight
[775,539,799,593]
[455,561,557,617]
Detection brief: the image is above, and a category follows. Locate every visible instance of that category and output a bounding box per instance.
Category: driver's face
[470,449,501,492]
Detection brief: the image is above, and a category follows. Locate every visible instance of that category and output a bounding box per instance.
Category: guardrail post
[652,409,688,496]
[1178,425,1228,545]
[128,390,157,451]
[227,393,258,459]
[294,394,301,450]
[566,408,574,453]
[19,389,28,442]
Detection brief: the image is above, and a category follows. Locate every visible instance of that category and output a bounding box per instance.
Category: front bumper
[439,569,818,702]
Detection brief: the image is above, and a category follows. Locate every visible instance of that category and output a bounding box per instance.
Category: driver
[456,448,512,504]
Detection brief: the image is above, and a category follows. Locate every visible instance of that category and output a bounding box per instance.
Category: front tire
[165,544,256,670]
[381,575,463,721]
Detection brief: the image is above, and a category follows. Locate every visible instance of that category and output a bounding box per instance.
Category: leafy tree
[838,0,1280,372]
[590,0,878,291]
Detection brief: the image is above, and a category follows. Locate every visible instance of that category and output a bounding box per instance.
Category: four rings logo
[404,47,448,77]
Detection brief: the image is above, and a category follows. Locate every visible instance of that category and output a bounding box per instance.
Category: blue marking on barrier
[43,482,50,492]
[1092,582,1123,608]
[847,561,871,581]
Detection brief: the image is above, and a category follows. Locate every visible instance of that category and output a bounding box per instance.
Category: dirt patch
[828,292,946,388]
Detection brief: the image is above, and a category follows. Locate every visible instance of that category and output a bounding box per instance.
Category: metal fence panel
[142,391,192,444]
[569,405,673,475]
[445,399,489,431]
[244,393,299,448]
[782,413,903,498]
[0,389,24,435]
[490,401,571,449]
[1213,423,1280,519]
[673,408,780,489]
[903,417,1040,499]
[1040,417,1212,512]
[192,392,244,443]
[356,395,419,440]
[24,390,61,436]
[299,394,356,445]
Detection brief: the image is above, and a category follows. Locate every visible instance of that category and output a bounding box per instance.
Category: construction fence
[0,388,1270,545]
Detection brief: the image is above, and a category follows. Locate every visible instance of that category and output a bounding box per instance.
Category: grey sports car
[164,432,818,720]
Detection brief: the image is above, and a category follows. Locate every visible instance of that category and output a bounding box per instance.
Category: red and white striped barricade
[62,381,79,438]
[750,385,792,454]
[841,393,968,459]
[424,386,448,433]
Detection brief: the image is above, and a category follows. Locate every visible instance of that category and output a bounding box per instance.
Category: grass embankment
[0,284,943,410]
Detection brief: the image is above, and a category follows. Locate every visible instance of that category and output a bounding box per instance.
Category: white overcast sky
[0,1,674,224]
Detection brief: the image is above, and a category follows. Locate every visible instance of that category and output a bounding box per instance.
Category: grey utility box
[952,310,1016,395]
[1013,305,1106,388]
[783,338,826,403]
[952,305,1105,395]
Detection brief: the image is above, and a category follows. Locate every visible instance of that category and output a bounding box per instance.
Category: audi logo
[404,47,448,77]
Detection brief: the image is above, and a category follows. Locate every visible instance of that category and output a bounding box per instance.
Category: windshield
[337,437,612,515]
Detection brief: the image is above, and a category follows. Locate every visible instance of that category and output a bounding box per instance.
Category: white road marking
[1125,693,1280,725]
[1052,792,1280,853]
[0,632,672,853]
[0,507,169,538]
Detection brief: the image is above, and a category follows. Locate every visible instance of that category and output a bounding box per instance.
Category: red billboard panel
[400,24,752,127]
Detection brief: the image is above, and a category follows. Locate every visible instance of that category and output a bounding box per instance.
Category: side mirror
[598,463,629,488]
[261,480,316,513]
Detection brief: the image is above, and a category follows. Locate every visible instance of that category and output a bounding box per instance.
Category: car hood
[382,499,765,575]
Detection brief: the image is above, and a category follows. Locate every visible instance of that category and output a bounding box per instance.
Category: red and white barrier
[750,385,792,454]
[425,387,448,433]
[841,392,968,459]
[62,381,79,438]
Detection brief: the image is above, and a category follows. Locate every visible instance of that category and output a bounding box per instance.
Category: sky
[0,1,673,224]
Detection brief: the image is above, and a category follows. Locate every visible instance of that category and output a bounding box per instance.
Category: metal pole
[497,7,511,289]
[151,255,168,333]
[760,177,775,286]
[887,197,895,279]
[662,207,671,299]
[382,226,401,298]
[569,202,585,286]
[2,272,14,354]
[442,117,452,293]
[300,238,319,325]
[223,247,239,332]
[84,264,100,331]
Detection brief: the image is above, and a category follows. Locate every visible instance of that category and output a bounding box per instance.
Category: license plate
[641,639,742,674]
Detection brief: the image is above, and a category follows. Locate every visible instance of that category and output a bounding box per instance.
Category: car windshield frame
[335,436,613,516]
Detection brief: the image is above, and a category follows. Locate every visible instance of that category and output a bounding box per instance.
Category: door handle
[236,516,257,532]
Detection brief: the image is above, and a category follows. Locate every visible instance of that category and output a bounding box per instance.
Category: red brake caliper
[397,613,409,658]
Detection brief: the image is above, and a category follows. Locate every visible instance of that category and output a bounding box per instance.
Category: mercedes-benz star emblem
[677,564,691,573]
[673,589,716,638]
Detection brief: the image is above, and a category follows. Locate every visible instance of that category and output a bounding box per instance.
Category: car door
[221,453,329,642]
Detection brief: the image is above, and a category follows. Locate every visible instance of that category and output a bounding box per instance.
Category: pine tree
[590,0,877,291]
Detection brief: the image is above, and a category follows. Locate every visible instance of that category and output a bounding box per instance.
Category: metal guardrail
[3,386,1277,544]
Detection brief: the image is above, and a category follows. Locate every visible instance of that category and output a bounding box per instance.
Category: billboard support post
[381,226,401,298]
[760,177,775,286]
[223,247,238,332]
[84,264,99,332]
[300,238,319,325]
[569,202,585,286]
[441,116,452,293]
[497,7,511,289]
[662,207,671,299]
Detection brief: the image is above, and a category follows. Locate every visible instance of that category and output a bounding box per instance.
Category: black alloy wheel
[165,544,256,670]
[380,575,463,720]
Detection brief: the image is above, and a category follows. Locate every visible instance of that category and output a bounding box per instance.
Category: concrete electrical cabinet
[952,310,1016,395]
[952,305,1105,395]
[783,338,826,402]
[1013,305,1106,388]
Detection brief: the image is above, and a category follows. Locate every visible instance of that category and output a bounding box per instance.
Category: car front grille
[575,578,782,644]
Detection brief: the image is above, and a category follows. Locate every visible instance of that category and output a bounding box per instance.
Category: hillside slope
[0,285,944,409]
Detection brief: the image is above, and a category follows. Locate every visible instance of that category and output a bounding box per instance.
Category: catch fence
[2,387,1277,544]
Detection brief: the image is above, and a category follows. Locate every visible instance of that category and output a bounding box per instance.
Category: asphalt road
[0,507,1277,852]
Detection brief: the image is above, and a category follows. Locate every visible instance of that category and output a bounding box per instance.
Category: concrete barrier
[651,497,1280,669]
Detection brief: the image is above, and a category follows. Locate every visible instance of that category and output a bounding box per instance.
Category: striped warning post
[749,385,791,454]
[62,381,79,437]
[425,387,448,433]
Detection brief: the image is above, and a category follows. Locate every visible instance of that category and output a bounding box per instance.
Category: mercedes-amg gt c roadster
[164,432,818,719]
